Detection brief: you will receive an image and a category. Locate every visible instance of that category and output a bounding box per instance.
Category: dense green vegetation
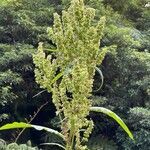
[0,0,149,149]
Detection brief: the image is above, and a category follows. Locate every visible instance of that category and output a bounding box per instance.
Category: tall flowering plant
[0,1,133,150]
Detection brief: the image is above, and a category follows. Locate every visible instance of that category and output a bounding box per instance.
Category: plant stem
[15,101,49,142]
[66,118,75,150]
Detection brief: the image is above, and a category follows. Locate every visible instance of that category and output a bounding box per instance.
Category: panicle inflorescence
[33,0,106,149]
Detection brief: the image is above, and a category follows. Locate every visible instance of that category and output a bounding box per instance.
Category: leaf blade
[90,107,134,140]
[0,122,31,130]
[93,67,104,92]
[40,143,65,149]
[0,122,65,140]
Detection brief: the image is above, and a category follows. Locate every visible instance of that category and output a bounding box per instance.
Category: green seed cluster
[33,0,107,149]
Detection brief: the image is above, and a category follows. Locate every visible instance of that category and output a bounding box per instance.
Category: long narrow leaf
[31,124,64,139]
[90,107,134,140]
[32,90,46,98]
[0,122,31,130]
[0,122,65,140]
[40,143,65,149]
[51,72,64,84]
[93,67,104,92]
[51,63,74,85]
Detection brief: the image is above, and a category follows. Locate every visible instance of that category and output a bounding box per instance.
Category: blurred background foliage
[0,0,149,149]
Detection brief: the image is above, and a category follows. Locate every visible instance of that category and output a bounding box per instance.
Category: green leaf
[31,124,64,139]
[51,72,64,84]
[50,62,75,85]
[0,122,31,130]
[90,107,134,140]
[0,122,65,140]
[93,67,104,92]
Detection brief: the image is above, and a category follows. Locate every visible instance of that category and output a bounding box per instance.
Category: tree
[0,0,55,142]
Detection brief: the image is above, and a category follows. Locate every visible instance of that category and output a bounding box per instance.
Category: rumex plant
[0,0,133,150]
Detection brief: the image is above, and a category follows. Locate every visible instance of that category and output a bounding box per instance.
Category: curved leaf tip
[90,107,134,140]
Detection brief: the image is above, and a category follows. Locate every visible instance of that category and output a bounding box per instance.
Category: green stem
[66,119,75,150]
